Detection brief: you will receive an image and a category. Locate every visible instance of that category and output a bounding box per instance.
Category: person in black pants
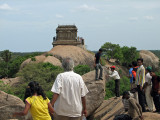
[135,58,146,112]
[94,49,103,80]
[149,71,160,113]
[107,66,120,98]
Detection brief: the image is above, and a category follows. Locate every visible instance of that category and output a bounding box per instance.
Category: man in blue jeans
[94,49,103,80]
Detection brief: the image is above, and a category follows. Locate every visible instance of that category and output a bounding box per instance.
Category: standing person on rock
[107,66,120,98]
[123,91,143,120]
[13,81,54,120]
[135,58,146,112]
[51,57,89,120]
[94,48,103,80]
[144,66,154,112]
[149,71,160,113]
[128,64,134,89]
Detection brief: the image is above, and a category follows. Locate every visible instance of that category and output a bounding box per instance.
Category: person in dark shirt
[94,48,103,80]
[149,71,160,113]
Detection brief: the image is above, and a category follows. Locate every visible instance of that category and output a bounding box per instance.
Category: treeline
[150,50,160,58]
[0,50,43,78]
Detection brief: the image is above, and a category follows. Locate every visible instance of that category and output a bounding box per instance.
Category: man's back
[128,97,142,119]
[51,71,88,117]
[95,52,101,64]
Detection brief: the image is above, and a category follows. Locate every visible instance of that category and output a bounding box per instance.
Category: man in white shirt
[51,57,89,120]
[144,66,154,111]
[107,66,120,98]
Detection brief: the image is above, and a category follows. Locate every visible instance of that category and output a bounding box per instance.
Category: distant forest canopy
[93,50,160,58]
[150,50,160,58]
[0,50,160,58]
[0,51,45,59]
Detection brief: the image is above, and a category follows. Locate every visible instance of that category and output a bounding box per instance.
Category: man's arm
[82,96,87,117]
[51,93,59,106]
[109,72,117,78]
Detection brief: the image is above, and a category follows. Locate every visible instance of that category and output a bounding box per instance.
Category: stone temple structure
[52,25,85,49]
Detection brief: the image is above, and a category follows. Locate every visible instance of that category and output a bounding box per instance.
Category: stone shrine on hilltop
[52,25,85,49]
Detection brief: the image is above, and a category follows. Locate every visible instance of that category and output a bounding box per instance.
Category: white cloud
[144,16,154,20]
[56,14,64,18]
[0,3,13,10]
[129,17,138,21]
[77,4,99,12]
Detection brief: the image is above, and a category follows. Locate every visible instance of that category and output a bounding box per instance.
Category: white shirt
[145,72,152,85]
[109,70,120,80]
[51,71,89,117]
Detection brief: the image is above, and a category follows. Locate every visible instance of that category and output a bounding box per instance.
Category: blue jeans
[95,63,103,79]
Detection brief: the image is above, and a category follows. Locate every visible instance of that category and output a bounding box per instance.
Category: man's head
[99,48,103,53]
[122,91,130,99]
[110,66,116,71]
[132,61,137,67]
[128,64,132,69]
[62,57,74,71]
[149,71,156,77]
[146,66,152,73]
[137,58,143,66]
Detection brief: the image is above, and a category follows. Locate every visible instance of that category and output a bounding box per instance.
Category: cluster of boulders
[0,46,159,120]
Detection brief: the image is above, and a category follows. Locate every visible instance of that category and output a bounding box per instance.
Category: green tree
[0,50,12,77]
[1,50,12,63]
[101,42,123,62]
[121,46,139,66]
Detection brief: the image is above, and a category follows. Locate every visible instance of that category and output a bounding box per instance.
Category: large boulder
[0,91,31,120]
[20,55,62,69]
[139,50,159,70]
[47,45,95,69]
[82,69,107,116]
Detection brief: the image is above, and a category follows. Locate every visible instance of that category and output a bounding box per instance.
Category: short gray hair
[62,57,74,71]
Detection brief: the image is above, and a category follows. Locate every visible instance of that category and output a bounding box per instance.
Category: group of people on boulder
[95,49,160,120]
[122,58,160,120]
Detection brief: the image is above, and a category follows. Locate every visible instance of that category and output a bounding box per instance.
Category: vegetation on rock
[105,76,130,99]
[101,42,139,66]
[74,64,91,75]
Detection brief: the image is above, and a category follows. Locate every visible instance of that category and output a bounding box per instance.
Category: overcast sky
[0,0,160,52]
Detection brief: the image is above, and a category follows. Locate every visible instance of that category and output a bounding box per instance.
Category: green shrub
[0,82,14,95]
[45,91,53,100]
[156,71,160,76]
[74,65,91,75]
[105,76,130,100]
[45,53,53,57]
[31,57,36,61]
[7,62,64,100]
[101,57,106,66]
